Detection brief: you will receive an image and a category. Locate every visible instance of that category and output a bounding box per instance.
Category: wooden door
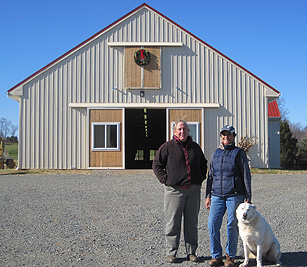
[89,109,123,168]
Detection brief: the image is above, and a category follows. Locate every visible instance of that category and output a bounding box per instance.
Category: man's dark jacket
[152,136,207,186]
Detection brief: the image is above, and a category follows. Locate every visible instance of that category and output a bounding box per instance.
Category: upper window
[171,122,200,144]
[92,123,120,151]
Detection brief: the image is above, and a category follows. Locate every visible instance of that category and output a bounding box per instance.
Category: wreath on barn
[134,49,150,66]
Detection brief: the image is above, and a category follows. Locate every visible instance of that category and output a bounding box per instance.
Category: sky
[1,0,307,129]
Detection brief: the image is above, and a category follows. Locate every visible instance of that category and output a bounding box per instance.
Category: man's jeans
[208,195,244,258]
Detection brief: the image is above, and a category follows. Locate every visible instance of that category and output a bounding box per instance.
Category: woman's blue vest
[211,145,244,197]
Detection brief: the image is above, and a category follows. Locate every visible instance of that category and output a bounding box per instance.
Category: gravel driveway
[0,170,306,266]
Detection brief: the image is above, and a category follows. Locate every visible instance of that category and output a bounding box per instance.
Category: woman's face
[220,131,235,145]
[174,121,189,142]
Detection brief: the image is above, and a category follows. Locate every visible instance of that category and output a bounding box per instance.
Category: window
[134,150,144,161]
[92,123,120,151]
[150,150,158,161]
[171,122,200,144]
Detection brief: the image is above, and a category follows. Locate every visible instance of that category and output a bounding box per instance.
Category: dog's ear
[251,204,257,210]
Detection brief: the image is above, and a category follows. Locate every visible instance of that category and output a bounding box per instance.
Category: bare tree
[277,97,289,121]
[10,125,18,136]
[0,118,17,138]
[238,135,256,153]
[0,118,8,138]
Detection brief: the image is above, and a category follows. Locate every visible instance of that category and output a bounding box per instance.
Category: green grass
[250,168,307,174]
[3,143,18,161]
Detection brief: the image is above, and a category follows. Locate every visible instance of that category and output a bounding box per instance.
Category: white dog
[236,203,282,267]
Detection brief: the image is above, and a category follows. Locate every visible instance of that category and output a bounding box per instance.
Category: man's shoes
[224,254,235,267]
[188,254,200,262]
[166,255,178,263]
[208,257,223,266]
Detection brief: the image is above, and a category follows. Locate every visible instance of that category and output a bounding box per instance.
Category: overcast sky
[1,0,306,128]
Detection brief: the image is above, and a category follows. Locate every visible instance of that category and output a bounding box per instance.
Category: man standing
[153,120,207,263]
[205,125,252,267]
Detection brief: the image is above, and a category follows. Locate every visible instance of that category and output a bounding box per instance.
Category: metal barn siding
[8,4,279,169]
[18,73,87,169]
[268,118,281,169]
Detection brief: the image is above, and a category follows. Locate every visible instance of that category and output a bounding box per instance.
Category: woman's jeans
[208,195,244,258]
[164,184,201,256]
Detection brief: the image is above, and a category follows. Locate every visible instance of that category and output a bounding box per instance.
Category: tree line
[278,98,307,169]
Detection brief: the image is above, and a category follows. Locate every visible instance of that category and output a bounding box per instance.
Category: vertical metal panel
[17,6,274,169]
[268,119,281,168]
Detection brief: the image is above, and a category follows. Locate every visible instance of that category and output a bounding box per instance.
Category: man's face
[174,122,189,142]
[220,131,235,145]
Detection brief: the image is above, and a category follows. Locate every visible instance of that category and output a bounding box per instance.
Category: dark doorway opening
[125,109,166,169]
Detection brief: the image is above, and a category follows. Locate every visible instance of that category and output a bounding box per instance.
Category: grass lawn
[250,168,307,174]
[3,143,18,161]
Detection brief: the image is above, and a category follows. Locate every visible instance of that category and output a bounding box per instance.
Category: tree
[0,118,9,138]
[296,139,307,169]
[0,118,18,139]
[277,97,289,121]
[290,122,307,146]
[280,119,298,169]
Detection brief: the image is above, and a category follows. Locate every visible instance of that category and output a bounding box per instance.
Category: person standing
[205,125,252,267]
[153,120,207,263]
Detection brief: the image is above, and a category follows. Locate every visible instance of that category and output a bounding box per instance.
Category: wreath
[134,49,150,66]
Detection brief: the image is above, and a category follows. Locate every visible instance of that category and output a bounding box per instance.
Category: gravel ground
[0,170,306,267]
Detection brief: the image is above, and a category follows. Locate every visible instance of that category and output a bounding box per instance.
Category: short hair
[173,119,189,132]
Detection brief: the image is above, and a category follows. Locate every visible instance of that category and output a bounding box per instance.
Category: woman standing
[205,125,252,267]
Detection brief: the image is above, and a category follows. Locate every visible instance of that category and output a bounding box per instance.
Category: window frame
[91,122,120,151]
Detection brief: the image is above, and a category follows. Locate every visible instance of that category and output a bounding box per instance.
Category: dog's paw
[239,263,248,267]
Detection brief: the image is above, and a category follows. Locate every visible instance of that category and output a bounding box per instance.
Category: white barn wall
[16,6,275,169]
[19,66,88,169]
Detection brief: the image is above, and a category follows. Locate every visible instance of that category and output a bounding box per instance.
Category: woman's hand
[205,197,211,210]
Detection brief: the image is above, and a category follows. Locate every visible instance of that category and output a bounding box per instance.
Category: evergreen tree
[296,139,307,169]
[280,119,298,169]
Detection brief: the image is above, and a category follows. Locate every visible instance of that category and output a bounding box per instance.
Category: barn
[6,3,281,170]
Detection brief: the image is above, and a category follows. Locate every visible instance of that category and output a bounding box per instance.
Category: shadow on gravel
[236,252,307,267]
[280,251,307,267]
[173,254,307,266]
[171,256,211,263]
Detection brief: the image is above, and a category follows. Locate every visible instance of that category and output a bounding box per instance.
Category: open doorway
[125,109,166,169]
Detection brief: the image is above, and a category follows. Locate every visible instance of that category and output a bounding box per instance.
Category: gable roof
[7,3,280,95]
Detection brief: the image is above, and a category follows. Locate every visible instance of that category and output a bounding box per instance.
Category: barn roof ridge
[7,2,280,95]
